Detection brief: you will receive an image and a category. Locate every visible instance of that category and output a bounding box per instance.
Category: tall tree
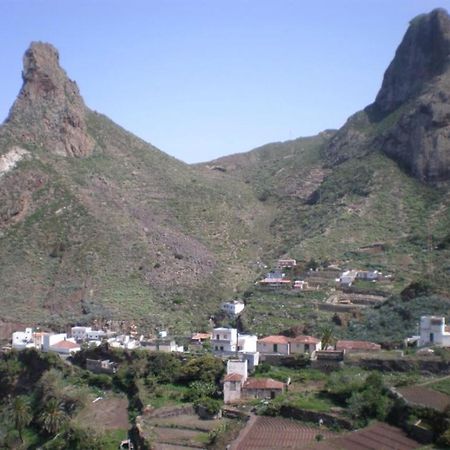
[11,396,32,442]
[39,398,68,436]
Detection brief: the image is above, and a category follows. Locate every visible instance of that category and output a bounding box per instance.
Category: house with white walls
[224,359,248,404]
[71,326,92,341]
[212,327,257,356]
[257,335,290,355]
[12,328,35,350]
[49,339,80,355]
[419,316,450,347]
[221,300,245,316]
[257,334,321,358]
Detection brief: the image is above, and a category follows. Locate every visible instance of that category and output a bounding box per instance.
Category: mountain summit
[3,42,94,157]
[327,8,450,183]
[374,8,450,116]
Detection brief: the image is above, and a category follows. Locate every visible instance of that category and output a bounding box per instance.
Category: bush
[194,397,221,416]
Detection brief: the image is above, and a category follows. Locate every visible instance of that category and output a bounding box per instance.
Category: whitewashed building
[224,359,248,404]
[12,328,35,350]
[212,328,257,355]
[419,316,450,347]
[71,326,92,341]
[221,300,245,316]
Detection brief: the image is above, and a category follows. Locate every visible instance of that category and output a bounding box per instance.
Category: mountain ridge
[0,9,449,335]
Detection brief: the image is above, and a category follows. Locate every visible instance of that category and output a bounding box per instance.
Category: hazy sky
[1,0,449,163]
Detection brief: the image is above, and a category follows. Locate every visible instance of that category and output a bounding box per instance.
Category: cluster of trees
[326,369,393,426]
[0,345,226,449]
[0,350,113,449]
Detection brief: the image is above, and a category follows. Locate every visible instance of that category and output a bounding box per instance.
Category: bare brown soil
[308,422,420,450]
[231,415,336,450]
[397,385,450,412]
[75,395,129,431]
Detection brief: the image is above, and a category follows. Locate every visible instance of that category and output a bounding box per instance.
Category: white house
[257,335,290,355]
[224,359,248,404]
[49,339,80,355]
[419,316,450,347]
[12,328,35,350]
[221,300,245,316]
[339,270,358,287]
[238,334,257,353]
[293,280,309,290]
[86,329,108,341]
[257,334,321,358]
[277,259,297,269]
[356,270,381,281]
[212,328,257,356]
[42,333,68,352]
[289,335,321,356]
[212,327,238,353]
[71,326,92,341]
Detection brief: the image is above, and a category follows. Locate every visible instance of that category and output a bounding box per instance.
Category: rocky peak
[3,41,94,157]
[374,8,450,116]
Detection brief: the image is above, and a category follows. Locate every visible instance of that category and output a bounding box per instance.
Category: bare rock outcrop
[325,9,450,183]
[2,41,94,157]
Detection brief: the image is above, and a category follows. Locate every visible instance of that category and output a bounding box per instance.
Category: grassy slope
[0,111,279,333]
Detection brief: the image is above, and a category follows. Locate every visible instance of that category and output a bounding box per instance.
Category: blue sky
[1,0,449,163]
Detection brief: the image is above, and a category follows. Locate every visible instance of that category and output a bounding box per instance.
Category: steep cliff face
[374,8,450,116]
[371,9,450,182]
[325,9,450,183]
[2,42,94,157]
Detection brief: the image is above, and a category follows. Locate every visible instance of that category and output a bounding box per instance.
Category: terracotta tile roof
[244,378,285,390]
[259,278,291,284]
[289,335,320,344]
[51,340,80,350]
[224,373,244,382]
[336,340,381,351]
[258,335,290,344]
[191,333,211,340]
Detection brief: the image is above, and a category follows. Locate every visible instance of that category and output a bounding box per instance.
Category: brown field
[231,416,336,450]
[74,395,129,431]
[307,422,420,450]
[397,385,450,412]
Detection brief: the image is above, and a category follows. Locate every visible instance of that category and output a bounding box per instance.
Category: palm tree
[11,396,32,442]
[320,326,335,350]
[39,398,68,436]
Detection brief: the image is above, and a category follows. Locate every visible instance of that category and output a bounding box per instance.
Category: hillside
[1,9,450,336]
[0,43,278,333]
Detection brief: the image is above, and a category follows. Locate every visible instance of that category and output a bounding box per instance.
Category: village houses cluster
[8,256,450,405]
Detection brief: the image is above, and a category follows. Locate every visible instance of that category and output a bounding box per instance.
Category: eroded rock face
[374,8,450,116]
[376,79,450,182]
[326,9,450,183]
[3,42,94,157]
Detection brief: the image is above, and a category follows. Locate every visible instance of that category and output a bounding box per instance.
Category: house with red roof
[257,334,322,358]
[223,358,286,403]
[336,340,381,353]
[257,335,290,355]
[289,335,321,355]
[242,378,285,400]
[49,339,81,355]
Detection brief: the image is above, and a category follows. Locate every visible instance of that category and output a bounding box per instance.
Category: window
[229,382,236,391]
[220,346,224,351]
[430,333,434,343]
[273,344,278,353]
[216,334,220,340]
[305,344,310,352]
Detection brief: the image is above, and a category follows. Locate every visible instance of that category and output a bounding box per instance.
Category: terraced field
[231,416,336,450]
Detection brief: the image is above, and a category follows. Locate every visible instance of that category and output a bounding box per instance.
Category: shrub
[194,397,221,416]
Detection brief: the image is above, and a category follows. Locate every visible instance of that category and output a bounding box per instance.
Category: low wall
[348,358,450,374]
[143,404,194,419]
